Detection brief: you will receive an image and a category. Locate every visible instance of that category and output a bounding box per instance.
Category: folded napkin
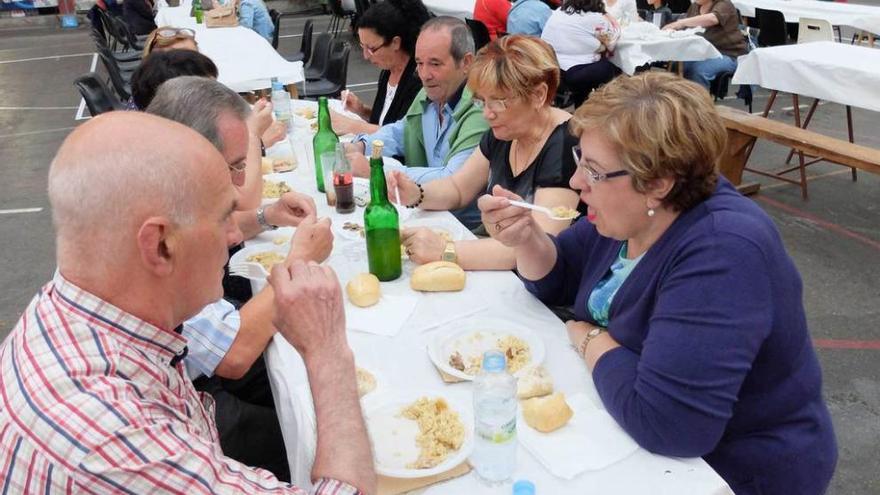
[345,293,419,337]
[517,393,639,480]
[407,291,488,333]
[378,462,471,495]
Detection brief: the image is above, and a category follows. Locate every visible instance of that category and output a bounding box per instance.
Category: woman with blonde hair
[389,35,580,270]
[143,26,198,56]
[479,72,837,494]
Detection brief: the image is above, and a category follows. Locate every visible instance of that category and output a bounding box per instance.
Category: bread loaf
[356,367,376,397]
[346,273,381,307]
[522,392,573,433]
[410,261,465,292]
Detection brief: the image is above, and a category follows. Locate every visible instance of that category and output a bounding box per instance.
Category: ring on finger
[495,222,504,232]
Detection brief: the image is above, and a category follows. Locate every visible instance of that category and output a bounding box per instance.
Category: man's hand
[386,170,421,206]
[287,215,333,264]
[261,121,287,148]
[346,143,371,178]
[247,98,274,137]
[265,191,317,228]
[269,261,347,359]
[401,227,444,264]
[478,185,543,248]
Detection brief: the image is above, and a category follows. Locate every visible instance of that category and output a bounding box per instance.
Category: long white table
[732,0,880,36]
[154,0,303,92]
[733,41,880,112]
[611,23,722,75]
[251,106,733,494]
[422,0,475,19]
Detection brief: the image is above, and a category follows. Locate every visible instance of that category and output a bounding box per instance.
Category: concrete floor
[1,13,878,494]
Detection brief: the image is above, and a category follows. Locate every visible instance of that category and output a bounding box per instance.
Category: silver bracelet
[255,206,277,231]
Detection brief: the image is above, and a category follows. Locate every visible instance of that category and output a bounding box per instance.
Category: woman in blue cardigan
[478,72,837,494]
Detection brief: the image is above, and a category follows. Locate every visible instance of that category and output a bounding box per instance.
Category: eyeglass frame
[149,27,197,51]
[571,145,630,184]
[360,38,391,56]
[472,97,509,113]
[227,160,247,174]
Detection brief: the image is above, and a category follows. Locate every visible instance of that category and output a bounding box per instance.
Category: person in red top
[474,0,512,40]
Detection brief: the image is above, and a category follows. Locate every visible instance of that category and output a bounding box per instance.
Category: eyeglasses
[361,39,390,55]
[472,97,509,113]
[228,161,247,174]
[149,27,196,51]
[572,145,629,184]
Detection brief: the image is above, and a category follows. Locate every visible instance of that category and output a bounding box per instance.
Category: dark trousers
[563,58,620,108]
[194,355,291,482]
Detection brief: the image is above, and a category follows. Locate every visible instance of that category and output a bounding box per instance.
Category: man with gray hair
[147,76,333,480]
[346,16,488,230]
[0,112,374,494]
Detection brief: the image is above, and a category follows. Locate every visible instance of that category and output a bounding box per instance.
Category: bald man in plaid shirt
[0,112,375,494]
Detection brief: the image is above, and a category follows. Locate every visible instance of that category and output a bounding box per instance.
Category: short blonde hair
[569,72,723,211]
[467,35,560,106]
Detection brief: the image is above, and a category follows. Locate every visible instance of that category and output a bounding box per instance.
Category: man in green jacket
[348,16,489,228]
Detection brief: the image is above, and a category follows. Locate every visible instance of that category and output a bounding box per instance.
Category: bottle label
[476,416,516,444]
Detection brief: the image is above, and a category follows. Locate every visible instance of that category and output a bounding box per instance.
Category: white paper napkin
[345,293,419,337]
[518,393,640,480]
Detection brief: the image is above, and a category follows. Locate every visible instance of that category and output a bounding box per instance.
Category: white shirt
[541,10,618,70]
[379,83,397,126]
[605,0,639,24]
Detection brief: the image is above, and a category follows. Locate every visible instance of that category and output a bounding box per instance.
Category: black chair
[466,18,491,52]
[327,0,356,37]
[269,9,282,49]
[755,8,789,47]
[296,40,351,99]
[97,48,133,100]
[305,32,332,81]
[74,72,125,116]
[710,71,753,113]
[285,18,314,63]
[91,29,142,63]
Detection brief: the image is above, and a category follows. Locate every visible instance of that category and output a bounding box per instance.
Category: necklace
[511,111,554,176]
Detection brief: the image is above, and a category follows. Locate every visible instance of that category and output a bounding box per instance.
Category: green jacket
[402,87,489,167]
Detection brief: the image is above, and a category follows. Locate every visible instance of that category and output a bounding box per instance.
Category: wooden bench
[715,105,880,198]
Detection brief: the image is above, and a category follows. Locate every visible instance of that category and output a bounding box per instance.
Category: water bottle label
[477,417,516,444]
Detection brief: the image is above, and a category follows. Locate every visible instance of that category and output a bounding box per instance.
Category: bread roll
[356,367,376,397]
[522,392,573,433]
[516,365,554,400]
[346,273,380,307]
[410,261,465,292]
[261,157,274,175]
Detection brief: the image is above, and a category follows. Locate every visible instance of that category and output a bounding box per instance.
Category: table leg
[785,98,819,164]
[791,93,808,199]
[846,105,858,181]
[286,83,299,100]
[742,89,777,166]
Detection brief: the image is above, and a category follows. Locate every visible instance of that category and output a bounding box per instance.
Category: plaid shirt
[0,273,360,495]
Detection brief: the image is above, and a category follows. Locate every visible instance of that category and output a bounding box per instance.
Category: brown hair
[569,72,723,211]
[467,35,560,106]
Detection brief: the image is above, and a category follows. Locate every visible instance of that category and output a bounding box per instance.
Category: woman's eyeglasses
[572,145,630,184]
[149,27,197,51]
[472,97,509,113]
[361,39,390,55]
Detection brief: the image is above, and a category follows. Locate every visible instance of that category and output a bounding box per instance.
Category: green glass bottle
[193,0,204,23]
[312,97,338,193]
[364,141,401,281]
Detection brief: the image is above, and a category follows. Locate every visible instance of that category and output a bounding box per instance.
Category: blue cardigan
[524,178,837,494]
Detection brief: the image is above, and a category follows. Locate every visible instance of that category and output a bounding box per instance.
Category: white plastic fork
[507,200,580,221]
[228,261,268,279]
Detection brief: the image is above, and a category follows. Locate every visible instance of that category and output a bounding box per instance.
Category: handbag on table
[205,0,239,28]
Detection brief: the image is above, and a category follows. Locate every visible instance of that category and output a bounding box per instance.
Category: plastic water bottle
[472,350,517,484]
[513,480,535,495]
[271,77,292,132]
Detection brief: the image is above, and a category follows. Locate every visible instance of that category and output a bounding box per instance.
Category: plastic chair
[97,48,132,100]
[755,8,788,47]
[270,9,282,49]
[305,32,332,81]
[797,17,834,43]
[286,18,314,63]
[296,40,351,99]
[465,18,491,52]
[326,0,356,37]
[74,72,125,116]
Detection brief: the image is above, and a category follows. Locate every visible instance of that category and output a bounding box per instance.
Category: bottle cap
[481,350,506,373]
[371,140,384,159]
[512,480,535,495]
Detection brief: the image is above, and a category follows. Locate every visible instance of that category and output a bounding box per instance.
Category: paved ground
[1,12,878,494]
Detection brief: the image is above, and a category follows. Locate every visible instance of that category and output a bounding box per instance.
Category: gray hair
[421,16,475,64]
[146,76,251,153]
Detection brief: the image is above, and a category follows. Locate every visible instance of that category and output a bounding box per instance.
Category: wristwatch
[255,206,278,231]
[441,241,457,263]
[577,327,605,358]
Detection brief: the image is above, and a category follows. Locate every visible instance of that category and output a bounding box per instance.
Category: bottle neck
[317,99,332,133]
[368,158,389,206]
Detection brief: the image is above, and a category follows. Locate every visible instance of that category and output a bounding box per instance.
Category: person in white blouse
[541,0,621,107]
[604,0,639,24]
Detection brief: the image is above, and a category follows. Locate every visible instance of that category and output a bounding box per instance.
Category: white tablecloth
[733,0,880,35]
[610,23,722,75]
[422,0,475,19]
[154,1,303,91]
[255,117,733,494]
[733,41,880,112]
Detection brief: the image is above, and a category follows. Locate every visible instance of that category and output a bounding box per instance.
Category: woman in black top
[331,0,431,135]
[388,36,581,271]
